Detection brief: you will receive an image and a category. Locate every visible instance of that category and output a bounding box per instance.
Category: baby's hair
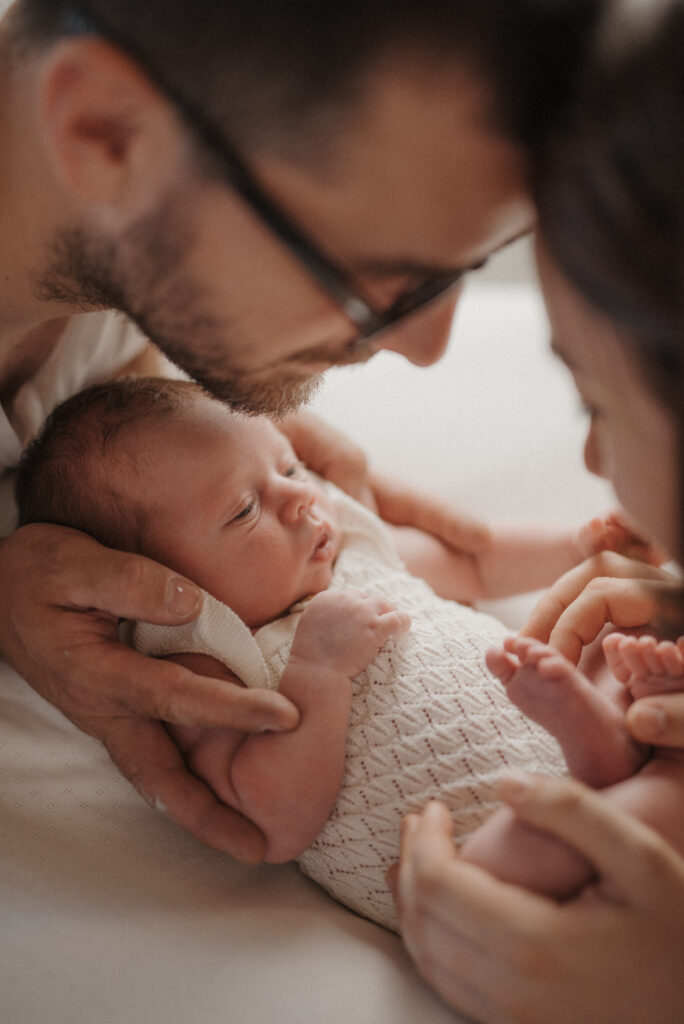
[16,376,209,552]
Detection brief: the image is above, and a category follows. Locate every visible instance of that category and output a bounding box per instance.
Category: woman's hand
[521,552,678,663]
[394,776,684,1024]
[0,524,300,862]
[520,552,684,748]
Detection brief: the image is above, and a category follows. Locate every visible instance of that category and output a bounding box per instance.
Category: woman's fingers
[521,553,676,663]
[627,693,684,746]
[398,802,548,947]
[498,773,684,906]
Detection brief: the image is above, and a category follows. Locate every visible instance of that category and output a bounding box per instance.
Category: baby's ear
[163,651,246,687]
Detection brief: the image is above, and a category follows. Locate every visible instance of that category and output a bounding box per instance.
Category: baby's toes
[659,641,684,676]
[638,635,667,676]
[485,646,519,684]
[504,635,549,667]
[535,651,575,683]
[617,636,649,678]
[602,635,632,684]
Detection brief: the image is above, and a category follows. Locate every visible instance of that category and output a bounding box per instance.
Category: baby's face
[136,402,341,627]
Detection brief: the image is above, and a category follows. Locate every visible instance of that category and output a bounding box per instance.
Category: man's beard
[33,202,322,417]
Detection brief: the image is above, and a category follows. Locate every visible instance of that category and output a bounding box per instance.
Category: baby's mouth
[311,522,336,562]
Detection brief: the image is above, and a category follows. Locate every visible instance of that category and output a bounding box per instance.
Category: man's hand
[0,524,300,862]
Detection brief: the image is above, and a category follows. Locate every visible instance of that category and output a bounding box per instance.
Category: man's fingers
[499,773,684,905]
[13,524,203,626]
[86,643,300,732]
[104,717,267,863]
[71,544,203,625]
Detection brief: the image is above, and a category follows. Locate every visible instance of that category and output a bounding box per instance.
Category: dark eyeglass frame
[62,7,476,347]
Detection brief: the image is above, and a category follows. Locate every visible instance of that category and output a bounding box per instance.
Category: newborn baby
[16,377,646,930]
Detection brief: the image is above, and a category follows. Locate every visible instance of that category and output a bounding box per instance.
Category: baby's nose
[280,481,316,523]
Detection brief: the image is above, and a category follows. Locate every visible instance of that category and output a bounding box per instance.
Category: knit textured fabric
[132,485,565,931]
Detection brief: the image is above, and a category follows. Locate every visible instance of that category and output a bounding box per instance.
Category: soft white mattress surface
[0,282,612,1024]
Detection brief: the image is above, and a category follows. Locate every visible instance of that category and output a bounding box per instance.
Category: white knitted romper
[134,486,565,932]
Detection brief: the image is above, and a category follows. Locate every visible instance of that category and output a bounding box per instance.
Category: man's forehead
[253,54,533,270]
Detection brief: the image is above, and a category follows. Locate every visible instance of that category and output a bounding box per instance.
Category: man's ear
[38,38,184,212]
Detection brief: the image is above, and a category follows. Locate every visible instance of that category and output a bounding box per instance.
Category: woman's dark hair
[536,0,684,410]
[11,0,599,155]
[535,0,684,622]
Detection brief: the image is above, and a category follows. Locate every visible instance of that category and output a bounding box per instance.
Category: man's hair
[16,376,207,552]
[12,0,599,154]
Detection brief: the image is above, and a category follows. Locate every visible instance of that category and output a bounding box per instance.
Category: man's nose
[372,291,461,367]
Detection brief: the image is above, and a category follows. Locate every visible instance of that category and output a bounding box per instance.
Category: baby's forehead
[182,401,293,456]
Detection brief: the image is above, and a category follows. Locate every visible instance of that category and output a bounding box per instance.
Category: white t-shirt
[0,311,148,533]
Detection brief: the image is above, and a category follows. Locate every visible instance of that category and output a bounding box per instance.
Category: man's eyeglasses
[63,8,477,347]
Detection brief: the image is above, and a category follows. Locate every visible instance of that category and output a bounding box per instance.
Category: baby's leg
[462,751,684,899]
[603,632,684,701]
[486,636,648,787]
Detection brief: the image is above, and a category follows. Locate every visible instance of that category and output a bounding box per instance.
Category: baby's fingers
[379,609,412,637]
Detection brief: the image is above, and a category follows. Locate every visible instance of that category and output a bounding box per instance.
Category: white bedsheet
[0,281,613,1024]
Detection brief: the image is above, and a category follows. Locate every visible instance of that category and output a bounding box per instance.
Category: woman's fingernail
[498,771,533,803]
[166,578,201,617]
[629,703,666,740]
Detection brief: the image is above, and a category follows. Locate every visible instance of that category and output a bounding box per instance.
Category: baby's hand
[577,509,665,566]
[291,589,411,678]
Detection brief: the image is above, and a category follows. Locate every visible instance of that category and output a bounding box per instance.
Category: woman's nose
[279,479,316,523]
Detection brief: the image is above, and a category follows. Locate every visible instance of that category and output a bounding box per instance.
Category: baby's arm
[390,511,660,604]
[171,591,409,864]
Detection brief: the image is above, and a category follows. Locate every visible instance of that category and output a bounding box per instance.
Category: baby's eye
[232,500,256,522]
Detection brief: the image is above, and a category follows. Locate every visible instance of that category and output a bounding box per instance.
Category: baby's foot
[577,510,663,565]
[603,632,684,701]
[486,636,648,787]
